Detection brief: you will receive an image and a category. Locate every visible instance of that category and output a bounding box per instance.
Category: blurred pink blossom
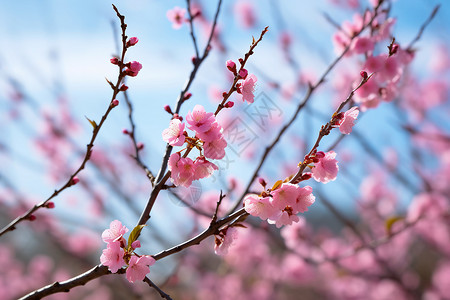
[167,7,186,29]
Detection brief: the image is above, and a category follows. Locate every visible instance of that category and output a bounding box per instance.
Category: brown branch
[18,265,113,300]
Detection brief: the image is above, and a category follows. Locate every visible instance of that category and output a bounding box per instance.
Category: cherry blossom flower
[312,151,339,183]
[101,220,129,244]
[234,1,256,28]
[214,227,239,256]
[196,121,223,142]
[168,153,195,187]
[244,195,277,220]
[131,240,141,250]
[186,105,215,133]
[271,183,299,210]
[125,61,142,77]
[193,157,218,180]
[100,241,125,273]
[162,119,186,146]
[126,255,155,283]
[268,209,300,228]
[167,7,186,29]
[203,137,227,160]
[240,74,257,103]
[339,106,359,134]
[351,37,375,54]
[293,186,315,213]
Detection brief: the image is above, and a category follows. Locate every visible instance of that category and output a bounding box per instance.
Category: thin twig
[143,277,173,300]
[407,5,440,50]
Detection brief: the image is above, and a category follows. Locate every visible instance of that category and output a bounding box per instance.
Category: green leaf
[127,225,146,249]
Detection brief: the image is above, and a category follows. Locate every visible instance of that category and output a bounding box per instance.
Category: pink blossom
[244,194,277,220]
[101,220,129,244]
[131,240,141,249]
[100,241,124,273]
[167,7,186,29]
[126,255,155,283]
[430,260,450,297]
[186,105,215,133]
[271,183,299,210]
[351,37,375,54]
[339,106,359,134]
[125,61,142,77]
[364,55,385,73]
[214,227,239,256]
[193,157,218,180]
[234,1,256,28]
[196,121,223,142]
[240,74,257,103]
[312,151,339,183]
[168,153,195,187]
[162,119,186,146]
[129,61,142,72]
[268,209,300,228]
[203,136,227,160]
[294,186,315,213]
[127,37,139,47]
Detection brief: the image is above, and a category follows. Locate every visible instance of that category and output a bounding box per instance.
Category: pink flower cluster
[226,60,258,103]
[332,11,413,111]
[162,104,227,187]
[244,183,315,228]
[100,220,155,283]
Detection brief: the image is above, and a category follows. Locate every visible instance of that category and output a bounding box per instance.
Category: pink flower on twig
[101,220,129,244]
[339,106,359,134]
[126,255,155,283]
[311,151,339,183]
[162,119,186,146]
[167,7,186,29]
[240,74,257,103]
[100,241,125,273]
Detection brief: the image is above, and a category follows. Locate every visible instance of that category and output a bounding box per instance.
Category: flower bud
[226,60,237,73]
[71,177,80,185]
[360,70,368,80]
[111,99,119,107]
[258,177,267,187]
[110,57,119,65]
[126,37,139,47]
[224,101,234,108]
[164,105,173,114]
[239,69,248,79]
[183,92,192,100]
